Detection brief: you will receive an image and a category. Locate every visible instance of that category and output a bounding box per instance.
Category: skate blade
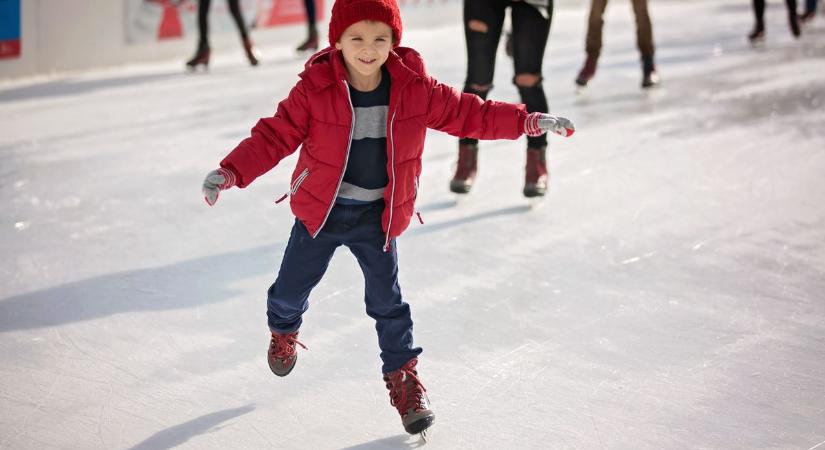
[185,64,209,74]
[748,37,766,48]
[527,196,545,210]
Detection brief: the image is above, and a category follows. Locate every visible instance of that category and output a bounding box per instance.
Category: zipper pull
[275,193,288,204]
[416,211,424,224]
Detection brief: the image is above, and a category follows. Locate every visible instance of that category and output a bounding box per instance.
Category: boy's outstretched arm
[425,78,574,140]
[202,80,311,206]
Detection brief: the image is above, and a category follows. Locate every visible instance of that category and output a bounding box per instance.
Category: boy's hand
[202,168,237,206]
[524,113,576,137]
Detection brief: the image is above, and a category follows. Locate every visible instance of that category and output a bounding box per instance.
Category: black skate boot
[384,358,435,435]
[641,56,660,89]
[575,54,598,87]
[186,42,210,71]
[523,146,548,198]
[449,142,479,194]
[243,37,261,66]
[267,331,306,377]
[748,23,765,43]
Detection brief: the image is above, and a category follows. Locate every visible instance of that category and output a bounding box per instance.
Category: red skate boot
[523,146,548,198]
[384,358,435,435]
[296,28,319,53]
[267,331,306,377]
[575,54,598,87]
[449,142,479,194]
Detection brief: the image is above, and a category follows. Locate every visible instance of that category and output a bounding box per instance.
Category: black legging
[752,0,798,27]
[304,0,316,25]
[197,0,249,48]
[461,0,553,148]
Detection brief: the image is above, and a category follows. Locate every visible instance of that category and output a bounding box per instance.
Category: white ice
[2,0,825,449]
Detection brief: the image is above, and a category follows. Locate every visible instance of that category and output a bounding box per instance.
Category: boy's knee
[514,73,542,87]
[467,19,489,33]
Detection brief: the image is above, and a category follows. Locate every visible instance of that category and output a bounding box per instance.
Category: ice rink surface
[2,0,825,448]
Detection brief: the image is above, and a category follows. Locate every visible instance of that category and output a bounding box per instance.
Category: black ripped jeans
[461,0,553,148]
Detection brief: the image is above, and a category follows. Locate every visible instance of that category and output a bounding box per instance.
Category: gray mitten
[202,168,237,206]
[524,113,576,137]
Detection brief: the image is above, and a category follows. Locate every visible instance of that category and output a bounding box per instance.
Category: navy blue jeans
[267,201,422,373]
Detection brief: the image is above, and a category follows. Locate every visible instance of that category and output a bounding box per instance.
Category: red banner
[258,0,324,28]
[0,40,21,59]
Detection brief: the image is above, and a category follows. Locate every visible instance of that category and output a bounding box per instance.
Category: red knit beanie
[328,0,403,47]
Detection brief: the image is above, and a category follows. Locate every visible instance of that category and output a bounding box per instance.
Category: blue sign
[0,0,21,59]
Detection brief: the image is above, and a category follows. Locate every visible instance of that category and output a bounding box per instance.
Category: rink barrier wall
[0,0,460,81]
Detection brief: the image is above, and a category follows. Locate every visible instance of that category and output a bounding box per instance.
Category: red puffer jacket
[220,46,528,248]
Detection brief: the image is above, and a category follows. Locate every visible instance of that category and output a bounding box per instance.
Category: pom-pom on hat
[328,0,403,47]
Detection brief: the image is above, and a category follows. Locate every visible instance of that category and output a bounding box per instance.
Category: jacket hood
[298,46,427,90]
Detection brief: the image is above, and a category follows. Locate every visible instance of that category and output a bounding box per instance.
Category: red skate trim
[217,167,237,190]
[524,113,543,137]
[385,358,429,417]
[269,332,307,361]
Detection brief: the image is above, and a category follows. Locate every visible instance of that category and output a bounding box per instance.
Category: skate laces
[385,359,429,415]
[269,332,307,360]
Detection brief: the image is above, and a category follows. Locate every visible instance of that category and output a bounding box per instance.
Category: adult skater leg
[186,0,212,69]
[511,1,552,197]
[226,0,260,65]
[749,0,766,42]
[450,0,507,195]
[631,0,659,88]
[296,0,320,52]
[576,0,608,87]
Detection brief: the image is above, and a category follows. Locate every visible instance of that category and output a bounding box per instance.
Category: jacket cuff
[516,110,528,137]
[218,163,244,188]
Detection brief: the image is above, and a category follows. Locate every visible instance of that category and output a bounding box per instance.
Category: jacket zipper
[383,110,397,251]
[313,80,356,239]
[414,176,423,225]
[275,167,309,204]
[291,168,309,195]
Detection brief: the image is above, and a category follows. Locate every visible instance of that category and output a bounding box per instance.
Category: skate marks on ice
[451,192,546,210]
[340,433,428,450]
[126,405,255,450]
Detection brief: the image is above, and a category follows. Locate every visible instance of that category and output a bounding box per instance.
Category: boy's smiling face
[335,20,393,88]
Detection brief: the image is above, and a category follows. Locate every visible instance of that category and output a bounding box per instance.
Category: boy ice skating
[201,0,574,436]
